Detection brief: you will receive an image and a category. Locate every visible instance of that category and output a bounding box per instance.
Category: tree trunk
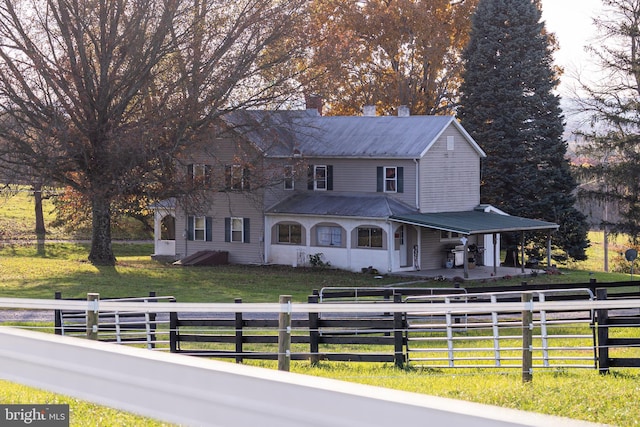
[502,232,521,267]
[503,249,521,267]
[33,184,46,255]
[89,195,116,266]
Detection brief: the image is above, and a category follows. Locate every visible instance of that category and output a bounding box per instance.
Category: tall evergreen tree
[458,0,589,262]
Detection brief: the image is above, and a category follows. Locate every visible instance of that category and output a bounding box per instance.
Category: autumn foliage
[302,0,479,115]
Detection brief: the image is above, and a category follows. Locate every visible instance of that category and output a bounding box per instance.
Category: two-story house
[151,106,558,277]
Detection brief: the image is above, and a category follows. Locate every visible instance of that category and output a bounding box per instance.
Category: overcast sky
[539,0,606,134]
[540,0,604,94]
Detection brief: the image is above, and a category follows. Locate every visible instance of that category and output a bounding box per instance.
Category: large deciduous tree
[574,0,640,245]
[302,0,479,116]
[0,0,307,265]
[458,0,589,262]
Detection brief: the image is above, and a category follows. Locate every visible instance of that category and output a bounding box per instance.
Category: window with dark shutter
[225,217,250,243]
[378,166,403,193]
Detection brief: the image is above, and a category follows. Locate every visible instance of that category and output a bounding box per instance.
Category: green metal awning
[389,211,559,235]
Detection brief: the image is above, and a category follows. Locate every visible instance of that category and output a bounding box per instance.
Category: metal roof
[267,192,418,218]
[222,111,486,159]
[148,198,176,209]
[390,211,559,235]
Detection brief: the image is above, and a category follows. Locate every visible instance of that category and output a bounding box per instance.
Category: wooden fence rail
[41,281,640,373]
[595,288,640,373]
[169,294,405,367]
[54,292,174,349]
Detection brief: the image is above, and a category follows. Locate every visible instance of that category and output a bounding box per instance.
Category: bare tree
[574,0,640,245]
[0,0,308,265]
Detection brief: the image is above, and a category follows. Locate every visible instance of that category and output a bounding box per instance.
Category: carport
[390,210,559,279]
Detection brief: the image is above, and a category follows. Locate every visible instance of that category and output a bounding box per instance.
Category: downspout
[414,159,419,209]
[184,206,188,258]
[263,215,269,265]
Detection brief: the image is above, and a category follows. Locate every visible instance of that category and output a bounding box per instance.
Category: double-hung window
[385,167,397,192]
[188,164,211,187]
[314,165,327,190]
[284,165,294,190]
[187,216,213,241]
[376,166,403,193]
[225,165,250,191]
[307,165,333,191]
[194,217,206,241]
[357,227,383,248]
[278,223,302,244]
[317,226,342,246]
[225,217,250,243]
[231,217,243,242]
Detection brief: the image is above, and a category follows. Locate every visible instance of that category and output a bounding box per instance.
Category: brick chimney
[363,105,376,117]
[305,93,323,116]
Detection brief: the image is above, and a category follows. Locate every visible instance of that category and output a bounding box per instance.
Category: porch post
[387,221,394,272]
[520,232,526,274]
[462,237,469,279]
[493,233,498,276]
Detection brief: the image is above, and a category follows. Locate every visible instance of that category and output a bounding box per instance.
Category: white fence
[1,296,639,425]
[404,289,597,369]
[0,326,600,427]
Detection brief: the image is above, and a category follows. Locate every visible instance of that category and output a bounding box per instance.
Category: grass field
[1,190,640,425]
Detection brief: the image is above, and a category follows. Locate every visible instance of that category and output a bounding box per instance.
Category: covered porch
[390,207,559,280]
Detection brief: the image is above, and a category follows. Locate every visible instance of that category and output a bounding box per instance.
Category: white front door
[399,225,407,266]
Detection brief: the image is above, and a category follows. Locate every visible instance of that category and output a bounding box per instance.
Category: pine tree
[458,0,589,262]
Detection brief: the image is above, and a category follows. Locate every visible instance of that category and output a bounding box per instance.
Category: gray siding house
[152,107,558,276]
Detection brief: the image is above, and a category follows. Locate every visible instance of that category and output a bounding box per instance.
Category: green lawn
[0,242,638,425]
[1,191,639,425]
[0,242,412,302]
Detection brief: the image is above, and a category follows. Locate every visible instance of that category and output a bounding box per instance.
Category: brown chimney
[363,105,376,117]
[305,93,323,116]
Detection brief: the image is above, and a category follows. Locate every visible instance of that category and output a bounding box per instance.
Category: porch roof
[389,211,559,235]
[266,192,417,218]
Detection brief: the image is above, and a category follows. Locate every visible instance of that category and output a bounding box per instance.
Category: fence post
[54,292,62,335]
[148,291,157,349]
[235,298,243,364]
[169,311,178,353]
[86,293,99,341]
[393,294,405,368]
[522,292,533,383]
[278,295,292,372]
[596,288,610,374]
[308,295,320,365]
